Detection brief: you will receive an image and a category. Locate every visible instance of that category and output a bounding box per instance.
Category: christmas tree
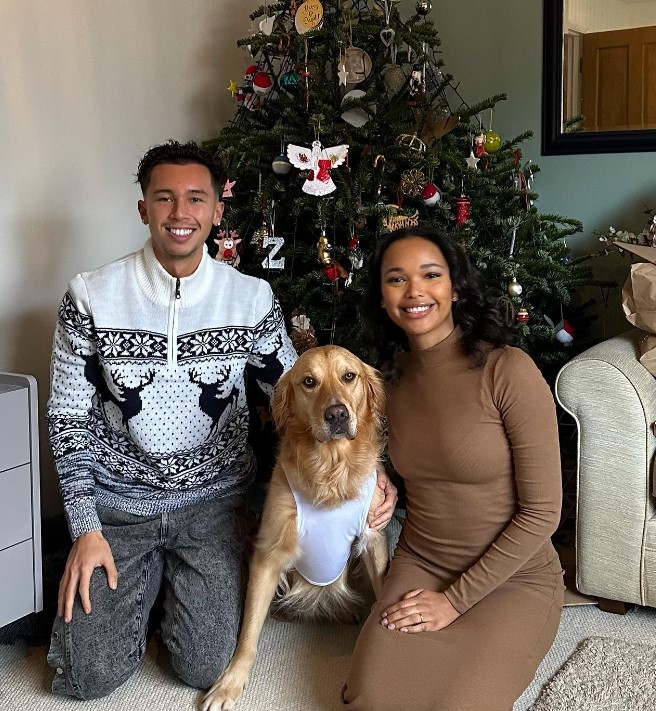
[205,0,590,366]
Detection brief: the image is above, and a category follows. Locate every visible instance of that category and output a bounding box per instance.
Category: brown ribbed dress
[342,328,565,711]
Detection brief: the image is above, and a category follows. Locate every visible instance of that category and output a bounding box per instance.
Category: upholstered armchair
[555,328,656,611]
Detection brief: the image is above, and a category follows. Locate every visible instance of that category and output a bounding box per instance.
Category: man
[46,140,396,699]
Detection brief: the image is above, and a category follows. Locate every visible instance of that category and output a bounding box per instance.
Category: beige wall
[0,0,257,514]
[566,0,656,32]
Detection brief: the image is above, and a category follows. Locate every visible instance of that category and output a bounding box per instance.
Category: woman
[342,227,564,711]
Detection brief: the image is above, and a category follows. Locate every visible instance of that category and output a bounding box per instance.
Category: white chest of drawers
[0,373,43,628]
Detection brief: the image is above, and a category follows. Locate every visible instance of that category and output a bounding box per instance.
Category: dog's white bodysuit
[289,470,378,585]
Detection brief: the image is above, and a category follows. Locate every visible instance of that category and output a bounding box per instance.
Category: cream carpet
[529,636,656,711]
[1,604,655,711]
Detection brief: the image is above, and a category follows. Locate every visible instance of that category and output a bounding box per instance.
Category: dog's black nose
[324,404,349,425]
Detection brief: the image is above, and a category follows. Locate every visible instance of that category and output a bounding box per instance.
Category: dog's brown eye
[302,376,316,388]
[343,372,356,382]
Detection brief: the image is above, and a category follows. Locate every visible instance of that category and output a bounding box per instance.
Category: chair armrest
[555,329,656,605]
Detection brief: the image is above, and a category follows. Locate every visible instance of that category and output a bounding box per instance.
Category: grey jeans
[47,495,247,699]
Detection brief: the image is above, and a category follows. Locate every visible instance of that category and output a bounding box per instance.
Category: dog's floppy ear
[362,362,386,429]
[271,369,294,434]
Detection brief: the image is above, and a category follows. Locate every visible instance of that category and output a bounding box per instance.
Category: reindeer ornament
[213,229,242,268]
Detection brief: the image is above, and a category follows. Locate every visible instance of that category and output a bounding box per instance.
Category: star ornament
[338,62,349,86]
[466,150,480,170]
[227,80,238,97]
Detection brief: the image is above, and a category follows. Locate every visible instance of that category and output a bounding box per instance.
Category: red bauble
[348,236,360,250]
[244,64,258,82]
[454,194,471,227]
[517,307,529,324]
[421,182,441,206]
[252,71,273,95]
[324,263,339,281]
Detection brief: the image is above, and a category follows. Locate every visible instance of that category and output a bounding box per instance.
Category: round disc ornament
[344,46,372,85]
[295,0,323,34]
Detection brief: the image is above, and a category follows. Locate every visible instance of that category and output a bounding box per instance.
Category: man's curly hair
[135,140,226,196]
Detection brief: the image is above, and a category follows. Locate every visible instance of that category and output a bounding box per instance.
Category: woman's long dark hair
[361,227,513,370]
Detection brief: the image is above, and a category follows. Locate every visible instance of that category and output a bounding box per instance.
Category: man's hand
[369,468,398,531]
[58,530,118,623]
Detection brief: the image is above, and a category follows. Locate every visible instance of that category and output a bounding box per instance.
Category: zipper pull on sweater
[175,278,181,300]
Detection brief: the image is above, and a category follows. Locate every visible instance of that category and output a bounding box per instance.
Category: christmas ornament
[408,63,425,101]
[214,229,242,268]
[421,182,441,206]
[544,314,574,345]
[555,319,574,344]
[513,149,533,210]
[340,89,372,127]
[272,154,292,175]
[415,0,432,15]
[287,140,349,196]
[244,64,258,83]
[348,235,363,270]
[380,26,395,47]
[383,65,406,95]
[280,71,300,93]
[235,88,260,111]
[381,208,419,232]
[344,46,373,84]
[473,132,487,157]
[397,132,427,153]
[317,228,332,265]
[496,295,516,328]
[295,0,323,34]
[400,168,428,197]
[465,151,480,170]
[507,277,523,297]
[251,221,271,255]
[258,13,276,35]
[454,194,471,227]
[516,307,529,324]
[337,61,349,86]
[222,179,236,198]
[261,233,285,269]
[290,312,318,354]
[227,79,238,96]
[323,260,349,282]
[484,130,501,153]
[252,71,273,95]
[411,103,459,144]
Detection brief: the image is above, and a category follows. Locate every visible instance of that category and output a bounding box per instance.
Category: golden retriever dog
[202,345,388,711]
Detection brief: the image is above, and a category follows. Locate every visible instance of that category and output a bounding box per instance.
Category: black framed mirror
[542,0,656,155]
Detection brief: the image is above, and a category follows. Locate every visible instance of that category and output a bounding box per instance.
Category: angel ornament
[287,140,349,196]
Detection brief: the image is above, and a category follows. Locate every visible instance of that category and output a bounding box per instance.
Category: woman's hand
[369,469,398,531]
[381,589,461,633]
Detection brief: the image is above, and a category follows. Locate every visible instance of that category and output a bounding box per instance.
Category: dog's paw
[201,673,247,711]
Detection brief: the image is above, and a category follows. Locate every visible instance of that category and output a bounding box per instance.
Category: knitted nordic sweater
[47,240,297,539]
